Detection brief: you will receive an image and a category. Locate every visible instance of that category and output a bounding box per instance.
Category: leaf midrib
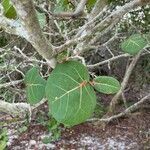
[61,85,90,123]
[94,82,119,89]
[52,85,80,104]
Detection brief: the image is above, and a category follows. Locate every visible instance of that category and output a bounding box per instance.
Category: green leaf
[0,141,7,150]
[56,50,67,63]
[25,67,46,105]
[93,76,121,94]
[46,61,96,126]
[121,34,147,55]
[87,0,96,9]
[18,126,28,133]
[0,129,8,150]
[2,0,17,19]
[54,0,69,13]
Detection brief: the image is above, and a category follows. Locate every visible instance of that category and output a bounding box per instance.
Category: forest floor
[5,109,150,150]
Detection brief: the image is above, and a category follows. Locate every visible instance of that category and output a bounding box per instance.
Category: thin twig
[108,49,143,113]
[52,0,87,18]
[0,80,23,88]
[87,53,130,68]
[14,46,48,64]
[88,94,150,123]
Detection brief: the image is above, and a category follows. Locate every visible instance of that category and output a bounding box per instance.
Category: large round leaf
[25,67,46,105]
[93,76,121,94]
[121,34,147,55]
[46,61,96,126]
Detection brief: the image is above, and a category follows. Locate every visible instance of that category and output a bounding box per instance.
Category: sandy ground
[6,111,150,150]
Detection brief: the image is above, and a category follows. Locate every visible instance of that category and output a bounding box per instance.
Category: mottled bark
[11,0,56,68]
[0,100,31,118]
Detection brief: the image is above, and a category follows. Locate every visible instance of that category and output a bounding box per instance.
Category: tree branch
[0,15,28,38]
[0,100,31,119]
[10,0,56,68]
[87,54,130,68]
[88,94,150,123]
[108,49,144,113]
[76,6,107,37]
[92,0,149,37]
[0,80,23,88]
[52,0,88,18]
[89,0,108,20]
[74,0,149,54]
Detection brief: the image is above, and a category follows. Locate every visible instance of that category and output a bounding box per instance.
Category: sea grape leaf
[25,67,46,105]
[93,76,121,94]
[2,0,17,19]
[121,34,147,55]
[46,61,96,126]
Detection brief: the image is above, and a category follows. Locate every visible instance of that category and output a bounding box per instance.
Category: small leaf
[54,0,69,13]
[25,67,46,105]
[18,126,28,133]
[0,129,8,150]
[93,76,121,94]
[56,50,67,63]
[2,0,17,19]
[121,34,147,55]
[46,61,96,126]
